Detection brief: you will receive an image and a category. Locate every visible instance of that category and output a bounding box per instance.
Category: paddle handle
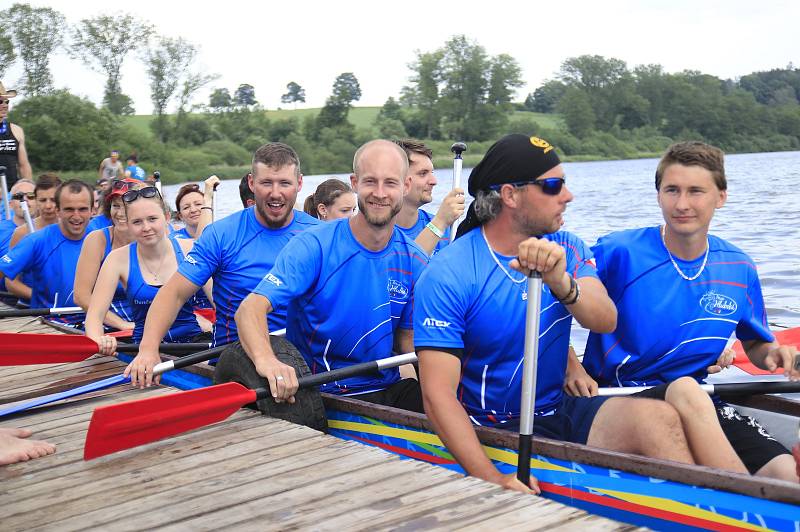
[0,306,83,318]
[518,272,543,485]
[20,199,35,233]
[153,344,229,375]
[598,381,800,397]
[1,169,9,221]
[115,342,211,354]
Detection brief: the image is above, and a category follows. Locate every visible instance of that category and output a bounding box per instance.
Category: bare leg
[0,427,56,465]
[587,397,695,464]
[664,377,748,474]
[756,454,799,482]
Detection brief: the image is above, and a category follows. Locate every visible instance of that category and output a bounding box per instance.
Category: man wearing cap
[98,150,123,183]
[0,82,33,217]
[414,134,704,494]
[393,139,465,256]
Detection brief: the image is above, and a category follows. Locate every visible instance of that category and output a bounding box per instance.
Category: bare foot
[0,427,56,465]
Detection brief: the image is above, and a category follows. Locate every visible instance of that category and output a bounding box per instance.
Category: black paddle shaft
[115,342,211,354]
[252,358,385,400]
[716,380,800,396]
[0,307,61,318]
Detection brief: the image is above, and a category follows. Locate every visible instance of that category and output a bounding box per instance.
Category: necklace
[660,225,709,281]
[139,244,168,283]
[481,227,528,300]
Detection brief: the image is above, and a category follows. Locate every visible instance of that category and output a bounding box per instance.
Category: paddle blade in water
[0,333,99,365]
[83,382,257,460]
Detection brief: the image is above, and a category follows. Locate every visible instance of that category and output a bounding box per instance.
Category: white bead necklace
[660,225,709,281]
[482,227,528,300]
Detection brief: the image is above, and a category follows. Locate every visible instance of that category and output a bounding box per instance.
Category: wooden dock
[0,312,640,531]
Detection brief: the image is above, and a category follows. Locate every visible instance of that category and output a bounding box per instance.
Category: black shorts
[633,384,790,474]
[352,378,424,413]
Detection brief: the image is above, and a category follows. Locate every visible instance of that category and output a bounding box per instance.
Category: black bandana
[456,134,561,239]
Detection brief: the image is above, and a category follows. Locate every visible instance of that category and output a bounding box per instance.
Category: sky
[2,0,799,114]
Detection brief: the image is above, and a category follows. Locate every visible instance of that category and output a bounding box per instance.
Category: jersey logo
[423,317,451,328]
[0,254,11,264]
[184,254,198,265]
[699,290,737,316]
[265,273,283,287]
[387,279,409,300]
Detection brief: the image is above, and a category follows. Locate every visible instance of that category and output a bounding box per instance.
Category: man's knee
[665,376,714,414]
[756,454,799,482]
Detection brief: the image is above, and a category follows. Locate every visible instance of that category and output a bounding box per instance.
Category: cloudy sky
[2,0,798,114]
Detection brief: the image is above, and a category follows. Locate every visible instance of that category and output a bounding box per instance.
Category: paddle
[0,332,213,365]
[83,352,418,460]
[0,343,230,418]
[0,305,84,318]
[449,142,467,237]
[598,380,800,397]
[517,272,542,486]
[1,166,9,221]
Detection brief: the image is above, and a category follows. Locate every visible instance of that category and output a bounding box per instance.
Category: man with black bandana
[414,134,717,494]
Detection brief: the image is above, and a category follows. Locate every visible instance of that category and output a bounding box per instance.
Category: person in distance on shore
[0,81,33,192]
[393,140,465,256]
[235,139,427,410]
[124,154,146,181]
[74,179,143,333]
[574,141,800,481]
[303,178,356,220]
[0,179,94,322]
[86,185,212,355]
[414,134,700,494]
[97,150,123,183]
[124,142,320,387]
[0,427,55,466]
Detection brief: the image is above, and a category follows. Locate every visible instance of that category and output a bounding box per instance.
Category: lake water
[163,150,800,355]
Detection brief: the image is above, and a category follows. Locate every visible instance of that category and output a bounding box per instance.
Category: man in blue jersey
[414,134,702,494]
[0,179,35,292]
[393,139,464,256]
[126,142,320,387]
[0,179,93,310]
[576,141,799,481]
[235,140,428,411]
[124,154,146,181]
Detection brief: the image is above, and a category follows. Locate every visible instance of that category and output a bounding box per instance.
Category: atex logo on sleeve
[422,317,451,328]
[184,254,198,265]
[1,254,11,264]
[265,273,283,287]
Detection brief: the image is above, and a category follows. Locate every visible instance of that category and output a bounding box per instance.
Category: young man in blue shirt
[125,143,320,387]
[414,134,704,494]
[576,141,799,482]
[393,139,464,256]
[235,140,428,411]
[0,179,93,310]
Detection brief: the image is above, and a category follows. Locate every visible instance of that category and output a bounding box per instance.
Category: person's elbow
[234,293,268,328]
[594,304,617,333]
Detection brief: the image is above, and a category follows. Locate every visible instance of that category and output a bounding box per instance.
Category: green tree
[234,84,258,108]
[401,50,443,138]
[557,88,595,138]
[9,91,119,170]
[487,53,523,106]
[69,13,153,115]
[526,80,567,113]
[0,27,15,78]
[281,81,306,108]
[316,73,361,131]
[7,4,66,95]
[209,88,232,111]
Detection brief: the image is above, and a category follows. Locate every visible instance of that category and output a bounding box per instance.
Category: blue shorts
[502,394,610,444]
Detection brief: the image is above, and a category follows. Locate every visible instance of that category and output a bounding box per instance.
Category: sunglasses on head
[11,191,35,201]
[122,186,162,203]
[490,177,566,196]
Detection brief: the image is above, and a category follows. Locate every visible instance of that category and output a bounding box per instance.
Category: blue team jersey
[583,226,774,387]
[86,214,113,233]
[253,219,429,395]
[178,207,320,346]
[0,219,17,291]
[95,226,134,323]
[172,226,192,239]
[0,223,87,309]
[396,209,450,255]
[414,227,598,427]
[127,165,146,181]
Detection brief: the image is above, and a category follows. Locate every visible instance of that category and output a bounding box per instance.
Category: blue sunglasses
[490,177,566,196]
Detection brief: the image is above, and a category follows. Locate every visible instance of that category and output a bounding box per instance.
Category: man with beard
[125,143,320,387]
[235,140,428,410]
[0,179,93,315]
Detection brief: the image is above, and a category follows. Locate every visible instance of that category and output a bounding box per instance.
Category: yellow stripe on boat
[592,488,771,531]
[327,419,574,472]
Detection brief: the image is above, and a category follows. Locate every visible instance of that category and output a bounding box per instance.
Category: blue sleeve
[590,237,608,283]
[735,264,775,343]
[566,233,599,280]
[252,233,322,312]
[0,232,38,280]
[413,262,467,350]
[177,224,220,287]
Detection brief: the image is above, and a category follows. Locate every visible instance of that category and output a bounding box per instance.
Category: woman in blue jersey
[74,178,141,331]
[172,175,220,239]
[86,186,213,355]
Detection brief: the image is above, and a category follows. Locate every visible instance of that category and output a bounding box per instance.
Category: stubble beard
[358,196,401,228]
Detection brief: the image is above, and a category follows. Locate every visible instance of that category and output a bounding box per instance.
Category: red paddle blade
[732,327,800,375]
[0,333,99,365]
[108,329,133,338]
[84,382,257,460]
